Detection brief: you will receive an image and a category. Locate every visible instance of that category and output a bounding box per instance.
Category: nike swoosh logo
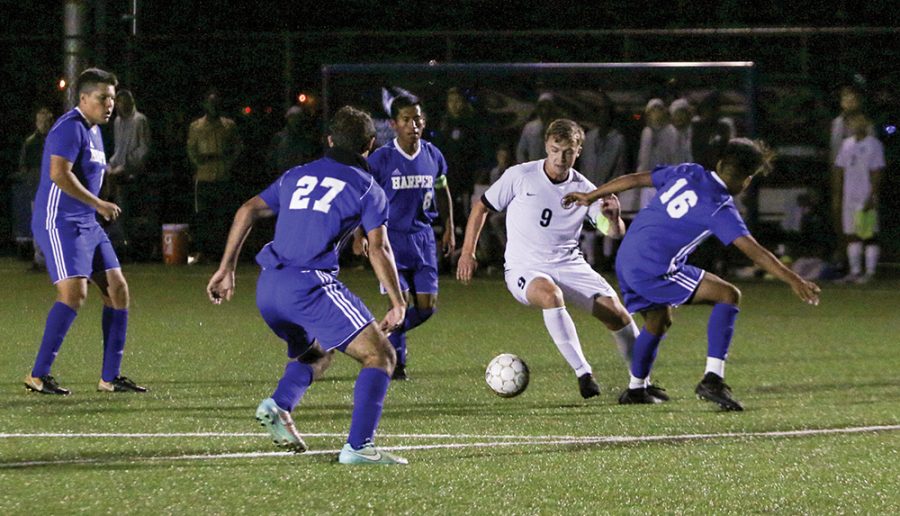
[358,450,382,461]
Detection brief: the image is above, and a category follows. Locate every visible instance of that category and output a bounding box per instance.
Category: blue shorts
[256,267,374,356]
[33,220,120,284]
[617,264,706,314]
[383,227,438,295]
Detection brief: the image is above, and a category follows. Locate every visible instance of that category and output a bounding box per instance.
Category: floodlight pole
[63,0,88,109]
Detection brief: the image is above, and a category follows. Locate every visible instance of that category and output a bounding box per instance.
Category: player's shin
[542,307,591,376]
[101,307,128,382]
[32,302,78,377]
[629,328,662,389]
[347,368,390,449]
[272,361,314,412]
[706,304,739,378]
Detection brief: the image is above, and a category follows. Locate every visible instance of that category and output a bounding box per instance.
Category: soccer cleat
[97,376,148,393]
[338,443,408,465]
[646,383,670,402]
[578,373,601,399]
[24,374,71,395]
[255,398,308,453]
[618,387,662,405]
[695,372,744,411]
[391,363,409,381]
[853,274,874,285]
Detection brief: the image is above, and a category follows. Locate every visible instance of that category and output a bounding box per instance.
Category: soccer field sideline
[3,424,898,469]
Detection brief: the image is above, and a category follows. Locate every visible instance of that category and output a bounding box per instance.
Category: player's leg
[25,225,89,395]
[340,324,408,464]
[511,270,597,398]
[618,306,672,405]
[838,200,863,281]
[688,271,744,411]
[861,236,879,283]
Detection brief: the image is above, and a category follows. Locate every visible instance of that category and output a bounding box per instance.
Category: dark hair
[544,118,585,147]
[720,138,775,179]
[329,106,376,154]
[390,94,421,120]
[596,89,615,122]
[116,89,134,101]
[76,68,118,95]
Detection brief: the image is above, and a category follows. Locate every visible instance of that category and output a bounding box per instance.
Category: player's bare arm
[733,235,821,306]
[437,182,456,257]
[599,194,626,239]
[207,195,274,304]
[351,226,368,257]
[456,198,490,284]
[49,155,120,221]
[563,171,654,207]
[366,225,406,332]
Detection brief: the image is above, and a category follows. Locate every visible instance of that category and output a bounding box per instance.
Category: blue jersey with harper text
[617,164,750,277]
[32,108,107,228]
[256,150,389,272]
[367,138,447,233]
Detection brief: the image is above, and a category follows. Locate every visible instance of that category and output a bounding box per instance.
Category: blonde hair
[544,119,584,147]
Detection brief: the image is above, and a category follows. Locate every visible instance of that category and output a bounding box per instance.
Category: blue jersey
[617,164,749,277]
[256,148,389,272]
[367,138,447,233]
[33,108,107,228]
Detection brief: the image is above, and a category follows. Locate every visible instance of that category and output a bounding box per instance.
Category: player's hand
[791,277,821,306]
[456,251,478,285]
[600,194,621,220]
[562,191,592,208]
[380,304,406,334]
[352,234,368,257]
[96,200,121,221]
[206,268,236,304]
[442,226,456,257]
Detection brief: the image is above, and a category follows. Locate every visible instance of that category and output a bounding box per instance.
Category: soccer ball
[485,353,529,398]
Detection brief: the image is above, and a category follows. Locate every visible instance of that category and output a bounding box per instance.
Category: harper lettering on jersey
[391,174,434,190]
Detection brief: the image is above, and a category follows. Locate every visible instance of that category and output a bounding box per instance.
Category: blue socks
[272,361,314,412]
[630,326,663,380]
[388,306,436,366]
[347,367,390,449]
[708,304,740,360]
[101,307,129,382]
[32,302,78,377]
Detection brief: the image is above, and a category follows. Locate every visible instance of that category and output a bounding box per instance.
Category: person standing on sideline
[458,119,665,402]
[356,95,455,380]
[207,106,409,465]
[107,89,151,251]
[834,111,885,283]
[187,90,243,262]
[15,106,53,269]
[564,139,820,410]
[25,68,146,395]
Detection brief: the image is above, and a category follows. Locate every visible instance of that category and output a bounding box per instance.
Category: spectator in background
[580,91,627,268]
[516,92,558,163]
[434,87,487,228]
[634,98,677,210]
[267,105,318,178]
[107,90,151,255]
[828,85,874,246]
[472,143,512,268]
[187,90,243,261]
[834,111,884,283]
[15,106,53,269]
[691,91,731,171]
[669,98,693,163]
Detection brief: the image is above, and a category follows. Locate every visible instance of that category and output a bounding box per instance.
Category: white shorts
[504,260,618,313]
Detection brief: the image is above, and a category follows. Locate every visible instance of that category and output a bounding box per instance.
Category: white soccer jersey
[835,135,885,205]
[483,159,601,267]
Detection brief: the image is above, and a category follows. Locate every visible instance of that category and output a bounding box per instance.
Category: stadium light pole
[63,0,88,109]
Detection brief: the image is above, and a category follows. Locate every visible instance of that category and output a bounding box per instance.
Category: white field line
[0,432,588,440]
[0,424,897,469]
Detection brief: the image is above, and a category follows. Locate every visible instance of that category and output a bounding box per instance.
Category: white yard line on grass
[1,424,898,469]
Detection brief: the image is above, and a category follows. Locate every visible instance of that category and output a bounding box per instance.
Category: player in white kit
[457,119,667,401]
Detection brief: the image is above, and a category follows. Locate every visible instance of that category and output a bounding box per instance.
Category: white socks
[864,244,880,276]
[848,242,863,276]
[543,307,591,377]
[705,357,726,378]
[612,320,639,363]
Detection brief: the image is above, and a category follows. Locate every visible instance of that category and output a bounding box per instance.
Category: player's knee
[725,284,741,306]
[376,338,397,374]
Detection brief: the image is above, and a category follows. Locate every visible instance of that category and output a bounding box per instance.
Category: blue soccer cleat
[255,398,308,453]
[338,443,408,465]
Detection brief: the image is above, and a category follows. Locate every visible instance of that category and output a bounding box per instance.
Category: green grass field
[1,257,898,514]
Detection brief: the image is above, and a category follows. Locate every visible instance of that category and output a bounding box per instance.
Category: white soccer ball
[485,353,529,398]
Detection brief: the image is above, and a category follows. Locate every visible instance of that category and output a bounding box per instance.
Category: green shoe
[338,443,408,465]
[255,398,308,453]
